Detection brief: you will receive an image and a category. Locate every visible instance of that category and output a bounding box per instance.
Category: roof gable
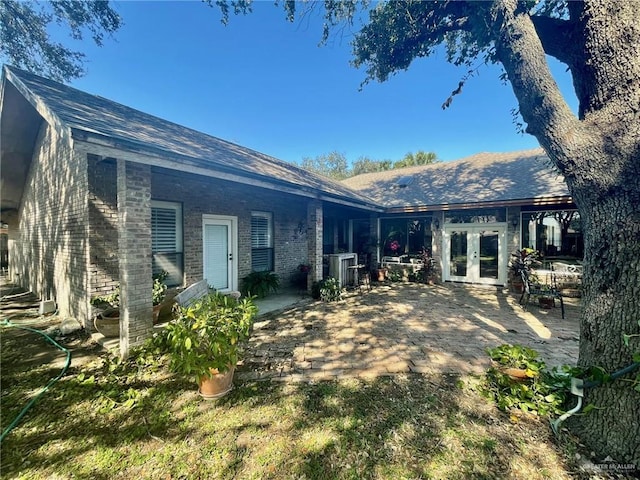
[343,150,570,209]
[2,66,379,210]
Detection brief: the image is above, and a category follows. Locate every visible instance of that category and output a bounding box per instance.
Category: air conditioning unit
[328,253,358,288]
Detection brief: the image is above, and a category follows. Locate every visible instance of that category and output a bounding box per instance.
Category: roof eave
[73,130,383,212]
[384,195,574,214]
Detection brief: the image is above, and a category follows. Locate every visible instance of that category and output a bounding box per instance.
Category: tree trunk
[570,187,640,463]
[492,0,640,463]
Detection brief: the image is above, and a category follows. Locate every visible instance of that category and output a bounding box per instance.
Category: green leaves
[163,292,257,380]
[482,344,571,417]
[0,0,122,81]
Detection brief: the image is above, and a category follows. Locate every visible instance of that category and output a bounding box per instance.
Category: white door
[203,216,237,292]
[443,225,506,285]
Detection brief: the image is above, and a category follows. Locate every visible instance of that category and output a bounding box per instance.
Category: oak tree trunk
[572,184,640,463]
[493,0,640,463]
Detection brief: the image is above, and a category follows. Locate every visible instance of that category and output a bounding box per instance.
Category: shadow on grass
[1,289,577,480]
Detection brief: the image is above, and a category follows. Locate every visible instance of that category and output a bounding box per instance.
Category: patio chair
[519,269,565,319]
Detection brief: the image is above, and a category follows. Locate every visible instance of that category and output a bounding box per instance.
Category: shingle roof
[3,66,379,210]
[342,149,571,209]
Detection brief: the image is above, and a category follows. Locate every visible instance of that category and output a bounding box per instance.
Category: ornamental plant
[241,271,280,298]
[163,292,257,380]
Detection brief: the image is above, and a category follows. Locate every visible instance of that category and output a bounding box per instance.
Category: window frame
[151,200,184,286]
[251,211,274,272]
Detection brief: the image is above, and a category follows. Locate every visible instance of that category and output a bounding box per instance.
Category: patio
[239,282,581,382]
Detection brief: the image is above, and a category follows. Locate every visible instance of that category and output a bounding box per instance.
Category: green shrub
[163,292,258,379]
[311,277,342,302]
[241,271,280,298]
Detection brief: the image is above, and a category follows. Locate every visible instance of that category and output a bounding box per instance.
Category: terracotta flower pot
[538,297,554,309]
[152,304,162,324]
[94,309,120,337]
[198,366,235,400]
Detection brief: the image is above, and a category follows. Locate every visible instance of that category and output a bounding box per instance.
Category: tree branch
[530,15,577,66]
[491,0,585,179]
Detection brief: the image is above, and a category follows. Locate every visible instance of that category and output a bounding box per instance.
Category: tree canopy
[216,0,640,463]
[300,150,438,179]
[0,0,121,81]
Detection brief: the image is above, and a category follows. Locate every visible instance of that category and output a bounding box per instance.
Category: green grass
[0,332,578,479]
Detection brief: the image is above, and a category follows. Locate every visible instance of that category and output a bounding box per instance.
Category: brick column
[117,160,153,358]
[369,214,379,267]
[307,200,323,290]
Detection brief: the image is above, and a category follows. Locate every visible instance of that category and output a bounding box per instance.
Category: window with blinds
[151,200,183,286]
[251,211,273,272]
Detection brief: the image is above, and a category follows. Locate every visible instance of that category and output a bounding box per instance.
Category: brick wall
[10,122,89,320]
[151,169,311,289]
[88,156,119,298]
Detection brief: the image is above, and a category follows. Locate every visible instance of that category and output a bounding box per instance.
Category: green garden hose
[0,318,72,443]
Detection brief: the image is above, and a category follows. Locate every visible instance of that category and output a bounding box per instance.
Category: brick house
[1,66,581,356]
[1,66,381,356]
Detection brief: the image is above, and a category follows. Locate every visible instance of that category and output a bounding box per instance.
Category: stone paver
[237,283,581,382]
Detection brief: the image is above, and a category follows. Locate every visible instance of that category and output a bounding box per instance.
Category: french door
[202,215,237,292]
[443,225,506,285]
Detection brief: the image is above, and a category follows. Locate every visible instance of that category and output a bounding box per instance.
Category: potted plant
[508,248,540,293]
[92,271,169,335]
[91,286,121,337]
[164,292,258,399]
[375,265,388,282]
[240,271,280,298]
[419,248,437,285]
[290,263,311,290]
[152,271,168,324]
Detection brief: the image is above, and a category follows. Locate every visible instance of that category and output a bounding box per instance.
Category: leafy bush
[481,344,574,416]
[241,271,280,298]
[152,271,168,305]
[91,286,120,308]
[163,292,257,380]
[311,277,342,302]
[388,270,403,282]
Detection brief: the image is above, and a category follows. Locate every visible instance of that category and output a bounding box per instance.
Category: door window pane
[479,231,499,279]
[450,231,468,277]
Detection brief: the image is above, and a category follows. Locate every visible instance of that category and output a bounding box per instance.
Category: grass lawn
[1,326,586,480]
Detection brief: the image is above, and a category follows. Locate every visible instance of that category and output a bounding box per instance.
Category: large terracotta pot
[198,366,235,400]
[94,309,120,337]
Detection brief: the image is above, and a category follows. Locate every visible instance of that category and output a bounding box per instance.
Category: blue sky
[65,1,577,165]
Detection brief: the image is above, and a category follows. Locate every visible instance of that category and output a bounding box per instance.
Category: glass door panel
[449,231,468,278]
[479,230,500,279]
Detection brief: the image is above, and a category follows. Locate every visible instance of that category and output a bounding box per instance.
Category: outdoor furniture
[175,279,210,307]
[551,262,583,285]
[347,264,371,292]
[519,270,565,319]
